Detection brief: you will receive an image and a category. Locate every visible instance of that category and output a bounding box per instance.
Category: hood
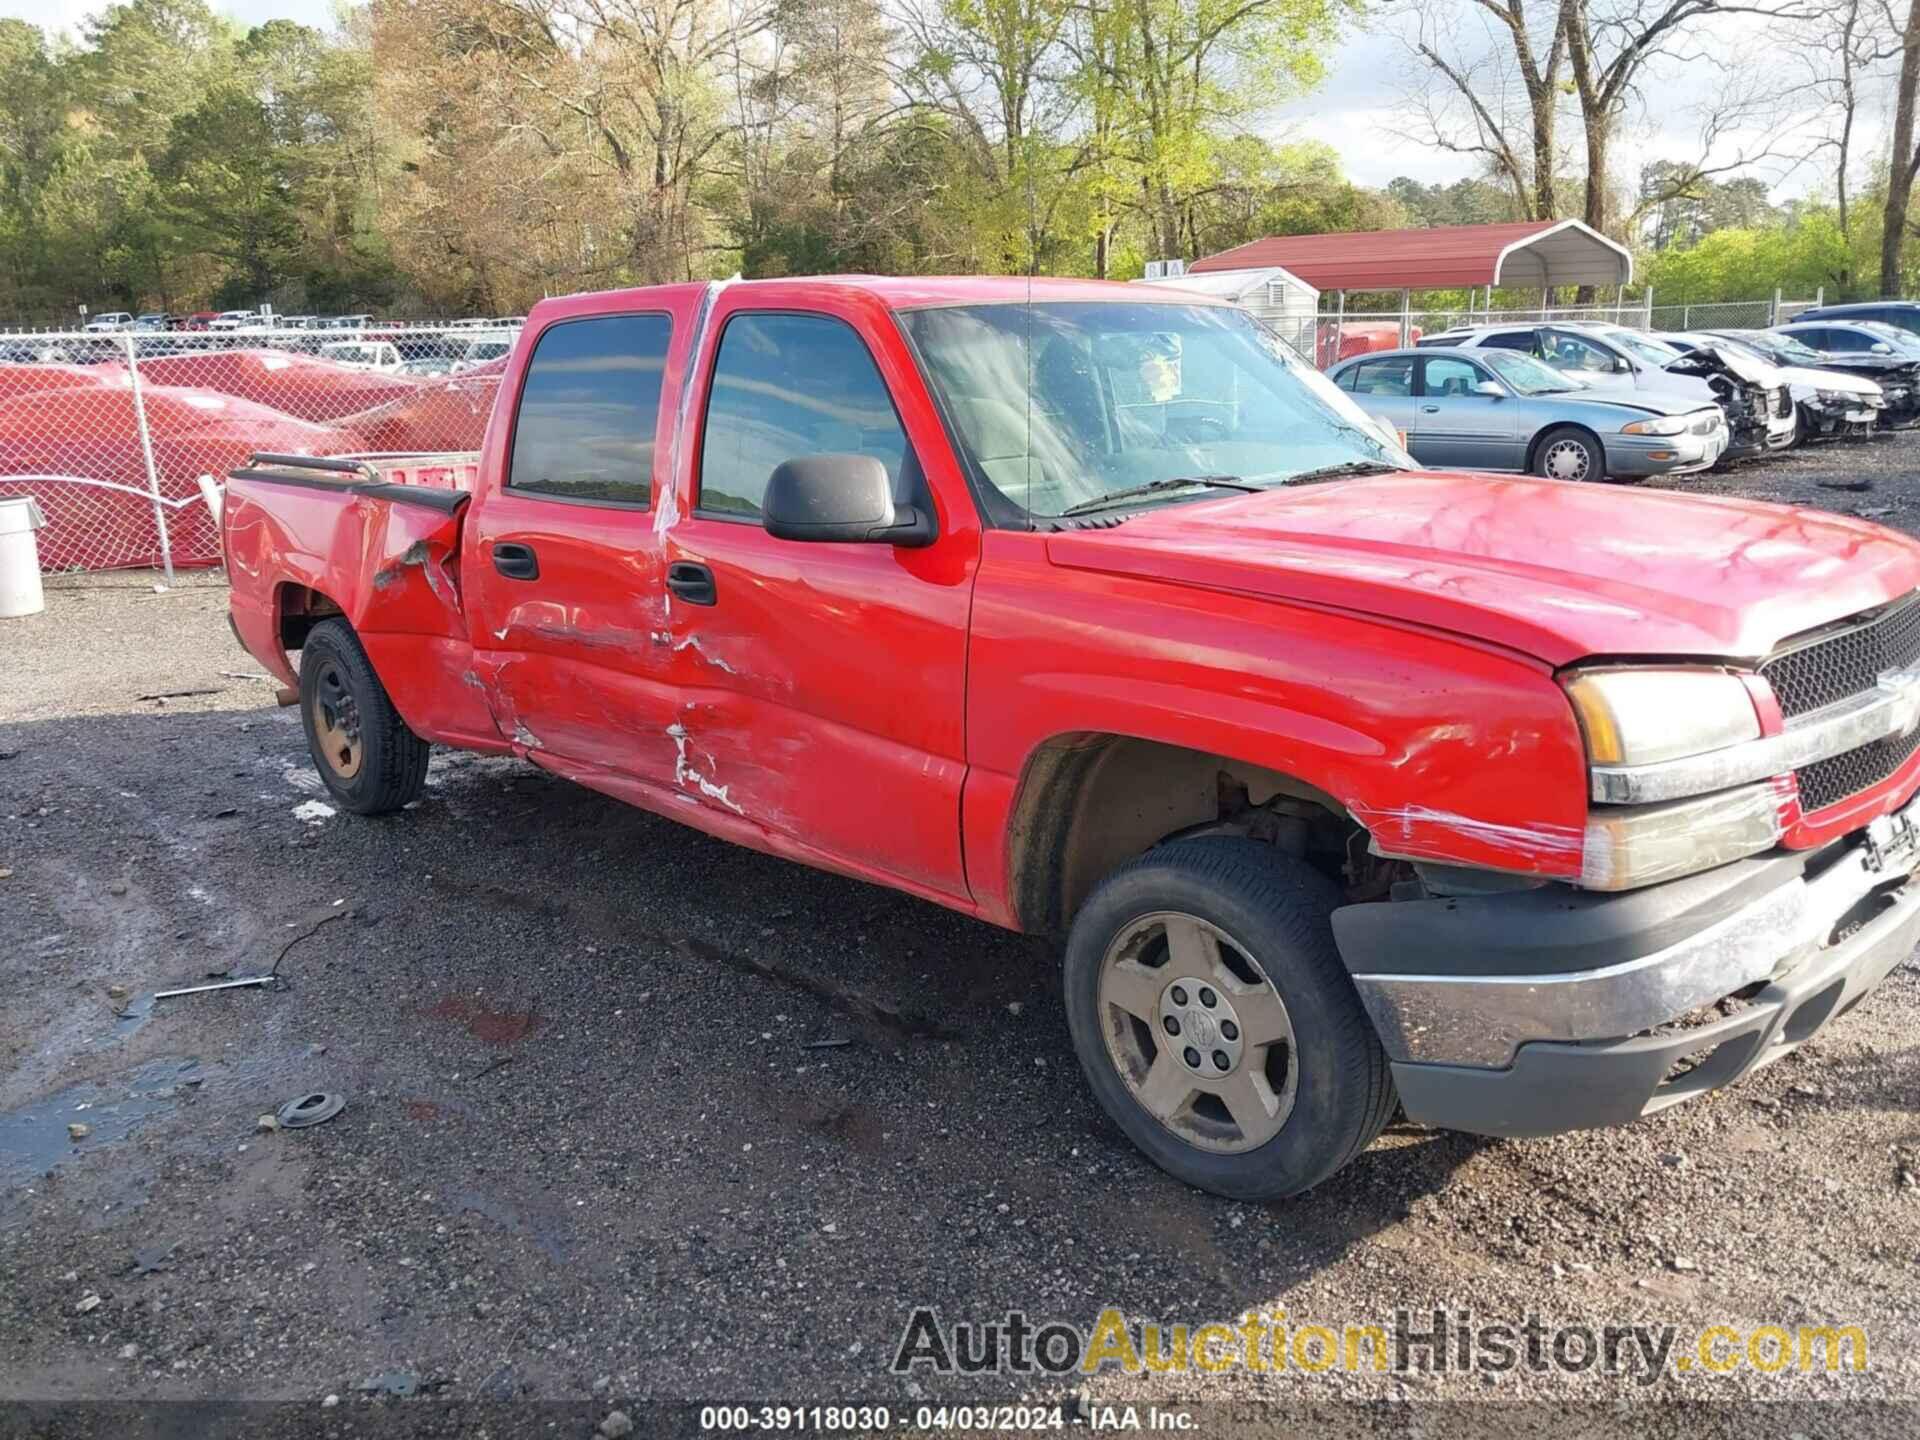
[1045,473,1920,666]
[1567,389,1716,418]
[1779,365,1880,396]
[1665,343,1782,388]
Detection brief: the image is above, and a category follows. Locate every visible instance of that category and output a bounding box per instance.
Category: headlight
[1565,668,1760,767]
[1581,784,1786,891]
[1815,389,1850,404]
[1620,415,1688,436]
[1565,668,1777,890]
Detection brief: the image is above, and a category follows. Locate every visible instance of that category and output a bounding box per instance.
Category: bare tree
[1395,0,1568,220]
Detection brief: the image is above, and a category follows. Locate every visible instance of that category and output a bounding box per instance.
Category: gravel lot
[2,440,1919,1436]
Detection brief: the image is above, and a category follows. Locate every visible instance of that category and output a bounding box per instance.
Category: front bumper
[1333,793,1920,1137]
[1603,429,1725,477]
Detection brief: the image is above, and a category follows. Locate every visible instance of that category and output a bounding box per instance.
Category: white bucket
[0,496,47,619]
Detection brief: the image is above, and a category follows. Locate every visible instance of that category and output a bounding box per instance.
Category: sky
[2,0,1869,206]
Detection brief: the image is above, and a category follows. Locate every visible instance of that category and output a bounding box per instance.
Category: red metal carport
[1190,219,1635,346]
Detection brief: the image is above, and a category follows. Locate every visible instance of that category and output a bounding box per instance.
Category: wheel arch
[1003,732,1366,938]
[276,582,348,655]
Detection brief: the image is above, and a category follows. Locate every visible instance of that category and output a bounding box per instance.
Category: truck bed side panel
[224,476,503,748]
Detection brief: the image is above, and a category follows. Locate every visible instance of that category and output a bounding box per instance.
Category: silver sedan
[1326,347,1729,481]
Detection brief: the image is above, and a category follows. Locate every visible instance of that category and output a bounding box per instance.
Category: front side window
[1544,331,1621,373]
[698,313,910,518]
[507,313,671,506]
[1421,357,1483,397]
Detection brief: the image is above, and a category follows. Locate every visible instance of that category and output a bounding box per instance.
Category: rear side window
[1347,357,1415,396]
[507,313,672,506]
[698,313,908,518]
[1477,330,1538,353]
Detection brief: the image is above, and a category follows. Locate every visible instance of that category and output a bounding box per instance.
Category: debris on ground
[74,1295,100,1314]
[275,1092,346,1130]
[67,1123,89,1141]
[355,1370,417,1397]
[599,1411,635,1438]
[152,976,275,1002]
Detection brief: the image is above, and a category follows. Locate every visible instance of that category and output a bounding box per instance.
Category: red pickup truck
[222,276,1920,1200]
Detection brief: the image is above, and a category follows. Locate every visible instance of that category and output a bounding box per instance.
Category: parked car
[208,310,261,332]
[132,312,172,332]
[183,311,221,331]
[452,337,513,371]
[1667,330,1885,441]
[326,313,374,330]
[318,340,403,373]
[83,312,133,333]
[1422,322,1797,456]
[1789,300,1920,338]
[0,340,74,363]
[220,276,1920,1201]
[1770,321,1920,426]
[398,356,456,377]
[1328,347,1727,481]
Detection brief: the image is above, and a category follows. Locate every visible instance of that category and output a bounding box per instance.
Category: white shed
[1135,265,1321,355]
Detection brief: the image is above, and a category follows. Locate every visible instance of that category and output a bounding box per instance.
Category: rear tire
[1533,425,1603,482]
[1062,838,1394,1200]
[298,618,429,815]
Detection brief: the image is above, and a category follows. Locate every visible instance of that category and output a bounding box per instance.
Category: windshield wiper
[1056,474,1258,517]
[1279,460,1401,486]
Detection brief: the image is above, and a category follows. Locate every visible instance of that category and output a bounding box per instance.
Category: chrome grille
[1761,595,1920,719]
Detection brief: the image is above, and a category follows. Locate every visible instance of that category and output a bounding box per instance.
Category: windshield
[1479,350,1576,395]
[901,302,1408,519]
[1608,330,1682,365]
[1734,331,1819,365]
[1861,321,1920,353]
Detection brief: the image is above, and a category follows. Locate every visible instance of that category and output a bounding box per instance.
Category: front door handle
[666,561,717,606]
[493,542,539,581]
[1420,404,1440,413]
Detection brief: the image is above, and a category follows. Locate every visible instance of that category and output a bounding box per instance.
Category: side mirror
[1472,380,1505,398]
[1613,356,1631,373]
[1872,343,1893,354]
[762,454,935,547]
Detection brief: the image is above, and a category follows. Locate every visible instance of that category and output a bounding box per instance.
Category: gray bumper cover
[1333,798,1920,1138]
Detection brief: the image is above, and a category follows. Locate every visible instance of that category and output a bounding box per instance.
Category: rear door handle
[667,561,717,606]
[1420,404,1440,413]
[493,542,539,580]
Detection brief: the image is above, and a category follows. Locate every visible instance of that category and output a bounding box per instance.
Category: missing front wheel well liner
[1005,734,1359,937]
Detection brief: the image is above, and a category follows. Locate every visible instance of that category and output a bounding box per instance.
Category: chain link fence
[0,326,508,575]
[1312,295,1826,366]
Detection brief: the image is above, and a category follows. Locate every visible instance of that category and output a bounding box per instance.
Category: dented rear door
[462,297,702,779]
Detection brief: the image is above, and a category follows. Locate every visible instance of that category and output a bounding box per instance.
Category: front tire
[298,618,429,815]
[1063,838,1394,1200]
[1533,425,1603,482]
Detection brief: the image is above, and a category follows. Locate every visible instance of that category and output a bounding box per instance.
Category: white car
[452,338,513,371]
[1421,321,1797,456]
[83,312,133,333]
[1670,330,1885,441]
[318,340,403,373]
[208,310,263,332]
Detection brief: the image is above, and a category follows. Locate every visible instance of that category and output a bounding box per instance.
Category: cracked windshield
[903,302,1408,521]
